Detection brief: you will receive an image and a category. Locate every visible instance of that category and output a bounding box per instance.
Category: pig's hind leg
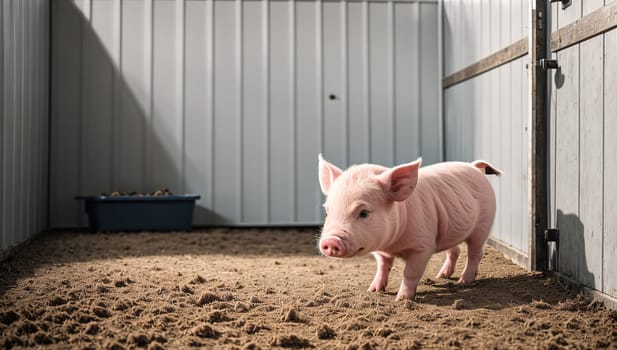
[458,225,491,285]
[368,252,395,292]
[435,245,460,280]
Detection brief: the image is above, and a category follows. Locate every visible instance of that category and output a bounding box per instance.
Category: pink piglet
[318,154,501,300]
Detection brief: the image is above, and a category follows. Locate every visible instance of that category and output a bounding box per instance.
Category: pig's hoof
[395,293,415,301]
[367,285,386,293]
[395,288,416,300]
[435,272,451,280]
[368,278,388,292]
[435,267,455,279]
[456,277,475,285]
[457,271,478,285]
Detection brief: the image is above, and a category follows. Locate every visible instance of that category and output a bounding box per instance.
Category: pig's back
[415,161,496,249]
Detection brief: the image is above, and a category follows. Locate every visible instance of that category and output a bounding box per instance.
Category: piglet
[317,155,501,300]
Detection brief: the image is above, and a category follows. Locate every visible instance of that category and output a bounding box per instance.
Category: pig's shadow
[391,274,573,310]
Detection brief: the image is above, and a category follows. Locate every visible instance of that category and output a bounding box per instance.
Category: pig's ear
[318,154,343,195]
[378,158,422,202]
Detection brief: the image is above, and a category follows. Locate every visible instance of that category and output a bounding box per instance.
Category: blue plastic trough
[76,194,201,232]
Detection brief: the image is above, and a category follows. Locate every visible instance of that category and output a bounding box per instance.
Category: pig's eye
[358,209,370,219]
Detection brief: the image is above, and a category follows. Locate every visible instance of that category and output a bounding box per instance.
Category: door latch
[550,0,572,10]
[539,59,559,70]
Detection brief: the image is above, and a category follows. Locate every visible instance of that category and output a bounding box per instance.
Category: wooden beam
[551,1,617,52]
[529,0,550,272]
[443,2,617,88]
[442,38,527,89]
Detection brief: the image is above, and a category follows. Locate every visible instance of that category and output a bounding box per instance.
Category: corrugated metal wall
[0,0,50,255]
[442,0,530,258]
[549,0,617,299]
[50,0,441,228]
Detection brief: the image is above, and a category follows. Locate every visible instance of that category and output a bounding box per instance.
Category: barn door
[546,0,617,300]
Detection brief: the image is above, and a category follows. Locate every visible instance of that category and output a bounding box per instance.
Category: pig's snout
[319,237,346,257]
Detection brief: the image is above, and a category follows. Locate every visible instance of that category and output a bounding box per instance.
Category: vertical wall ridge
[43,0,51,231]
[30,0,38,237]
[289,0,297,221]
[22,0,28,238]
[340,1,350,165]
[6,0,13,245]
[364,0,371,162]
[236,0,243,220]
[145,0,153,192]
[388,0,395,165]
[0,0,49,254]
[602,26,607,291]
[15,0,23,247]
[315,0,323,220]
[111,0,121,191]
[76,0,88,224]
[144,0,152,193]
[263,0,270,222]
[1,0,6,247]
[205,0,214,220]
[178,0,185,194]
[416,2,422,162]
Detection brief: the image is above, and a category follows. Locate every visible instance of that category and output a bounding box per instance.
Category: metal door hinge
[551,0,572,10]
[539,59,559,70]
[545,228,560,272]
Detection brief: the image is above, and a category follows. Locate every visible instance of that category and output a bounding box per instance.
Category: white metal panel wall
[50,0,441,227]
[442,0,530,256]
[443,0,529,76]
[549,1,617,299]
[0,0,50,254]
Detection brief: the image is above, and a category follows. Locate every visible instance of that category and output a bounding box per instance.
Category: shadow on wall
[555,209,595,289]
[554,67,565,89]
[51,0,217,227]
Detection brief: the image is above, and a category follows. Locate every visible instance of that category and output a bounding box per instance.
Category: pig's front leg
[395,250,433,300]
[368,252,395,292]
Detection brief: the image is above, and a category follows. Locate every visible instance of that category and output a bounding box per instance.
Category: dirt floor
[1,228,616,349]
